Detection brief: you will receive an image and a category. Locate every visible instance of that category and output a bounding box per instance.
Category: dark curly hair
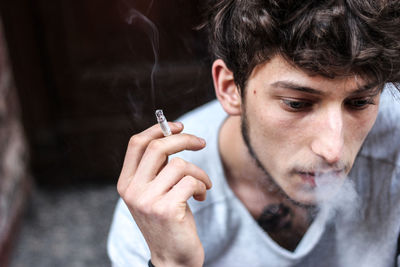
[200,0,400,94]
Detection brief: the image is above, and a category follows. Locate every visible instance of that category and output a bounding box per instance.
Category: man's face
[241,56,381,205]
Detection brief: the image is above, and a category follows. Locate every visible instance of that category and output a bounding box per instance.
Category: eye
[346,98,376,110]
[282,99,312,111]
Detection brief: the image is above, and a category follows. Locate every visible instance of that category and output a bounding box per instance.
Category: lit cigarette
[155,109,171,136]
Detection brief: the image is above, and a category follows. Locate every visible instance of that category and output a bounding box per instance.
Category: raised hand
[117,122,212,267]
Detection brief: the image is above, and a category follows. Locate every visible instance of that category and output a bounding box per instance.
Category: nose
[311,106,344,164]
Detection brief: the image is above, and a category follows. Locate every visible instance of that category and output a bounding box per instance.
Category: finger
[121,122,183,178]
[150,157,212,196]
[134,134,206,183]
[118,122,183,194]
[164,176,208,203]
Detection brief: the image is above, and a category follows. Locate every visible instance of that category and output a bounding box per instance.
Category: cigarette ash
[155,109,171,137]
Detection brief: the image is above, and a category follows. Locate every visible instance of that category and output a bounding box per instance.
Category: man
[108,0,400,266]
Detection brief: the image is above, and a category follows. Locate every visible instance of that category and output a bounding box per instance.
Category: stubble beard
[240,107,316,210]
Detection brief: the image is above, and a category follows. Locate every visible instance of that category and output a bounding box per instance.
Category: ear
[212,59,242,115]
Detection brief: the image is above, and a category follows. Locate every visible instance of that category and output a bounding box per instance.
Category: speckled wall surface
[0,18,30,266]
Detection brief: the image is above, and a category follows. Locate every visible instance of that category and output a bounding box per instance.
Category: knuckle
[117,176,134,198]
[199,180,206,191]
[182,175,198,188]
[122,189,136,204]
[121,188,171,220]
[132,195,151,213]
[128,134,147,149]
[147,139,164,152]
[130,194,163,217]
[169,157,186,169]
[151,202,168,218]
[116,182,125,197]
[197,181,206,193]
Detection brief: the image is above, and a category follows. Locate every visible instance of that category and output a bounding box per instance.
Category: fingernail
[198,137,206,145]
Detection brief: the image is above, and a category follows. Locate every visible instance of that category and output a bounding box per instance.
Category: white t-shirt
[108,85,400,267]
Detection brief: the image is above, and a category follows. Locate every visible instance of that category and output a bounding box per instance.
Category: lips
[298,169,344,187]
[298,172,317,187]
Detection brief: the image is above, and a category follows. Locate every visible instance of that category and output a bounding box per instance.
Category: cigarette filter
[155,109,172,136]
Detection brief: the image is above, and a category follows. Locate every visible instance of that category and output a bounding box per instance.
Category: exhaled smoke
[125,6,160,109]
[313,173,386,267]
[315,172,360,223]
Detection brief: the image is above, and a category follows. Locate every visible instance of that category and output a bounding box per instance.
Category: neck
[218,115,315,251]
[218,116,284,214]
[219,116,284,201]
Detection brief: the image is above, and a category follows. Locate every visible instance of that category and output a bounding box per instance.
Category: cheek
[348,108,379,141]
[344,108,380,159]
[252,109,290,139]
[251,99,300,131]
[249,106,305,156]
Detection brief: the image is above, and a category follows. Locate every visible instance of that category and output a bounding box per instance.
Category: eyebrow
[271,81,324,95]
[348,83,381,96]
[270,81,380,96]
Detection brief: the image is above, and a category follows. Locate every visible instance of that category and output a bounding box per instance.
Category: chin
[284,188,319,207]
[293,195,318,207]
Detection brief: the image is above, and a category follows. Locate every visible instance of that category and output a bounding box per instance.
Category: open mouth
[298,172,317,187]
[298,170,344,187]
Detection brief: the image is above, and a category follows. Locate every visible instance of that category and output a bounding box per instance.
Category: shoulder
[173,100,234,211]
[176,99,226,136]
[172,99,227,179]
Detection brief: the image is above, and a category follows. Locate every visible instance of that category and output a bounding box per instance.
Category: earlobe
[212,59,242,116]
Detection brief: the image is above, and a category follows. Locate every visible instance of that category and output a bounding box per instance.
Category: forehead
[248,56,376,95]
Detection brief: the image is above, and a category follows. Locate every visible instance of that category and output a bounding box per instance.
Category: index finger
[119,122,183,184]
[133,133,206,183]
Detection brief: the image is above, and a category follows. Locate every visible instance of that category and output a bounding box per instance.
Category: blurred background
[0,0,214,266]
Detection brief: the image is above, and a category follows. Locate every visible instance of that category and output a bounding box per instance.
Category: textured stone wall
[0,17,30,266]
